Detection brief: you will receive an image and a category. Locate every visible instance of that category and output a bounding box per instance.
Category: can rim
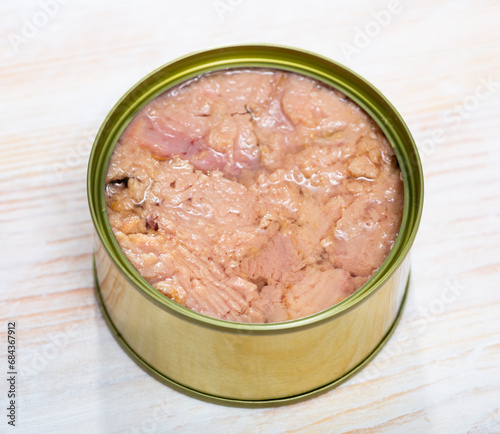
[87,44,423,332]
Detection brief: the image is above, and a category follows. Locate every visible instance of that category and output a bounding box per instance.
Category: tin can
[87,44,423,405]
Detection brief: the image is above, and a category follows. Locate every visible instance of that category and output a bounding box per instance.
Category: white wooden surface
[1,0,499,432]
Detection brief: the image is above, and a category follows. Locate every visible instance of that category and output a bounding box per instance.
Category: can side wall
[95,234,410,401]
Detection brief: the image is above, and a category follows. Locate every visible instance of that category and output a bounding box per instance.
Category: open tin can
[87,44,423,405]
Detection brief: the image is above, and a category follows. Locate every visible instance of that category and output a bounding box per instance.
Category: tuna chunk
[105,68,404,323]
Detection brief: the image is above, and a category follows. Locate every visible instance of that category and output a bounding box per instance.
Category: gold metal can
[87,44,423,405]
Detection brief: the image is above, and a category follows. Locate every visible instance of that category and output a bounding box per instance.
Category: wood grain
[1,0,499,432]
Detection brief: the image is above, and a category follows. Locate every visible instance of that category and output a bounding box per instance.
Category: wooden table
[1,0,499,432]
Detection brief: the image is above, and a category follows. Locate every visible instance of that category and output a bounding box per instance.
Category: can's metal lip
[87,44,423,332]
